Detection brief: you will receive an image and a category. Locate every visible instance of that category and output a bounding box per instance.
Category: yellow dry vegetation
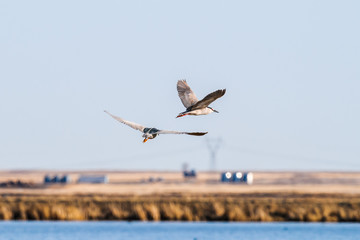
[0,194,359,222]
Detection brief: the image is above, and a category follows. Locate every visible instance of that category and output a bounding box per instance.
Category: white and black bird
[176,80,226,118]
[105,111,207,143]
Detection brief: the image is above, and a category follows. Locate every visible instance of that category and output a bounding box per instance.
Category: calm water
[0,222,359,240]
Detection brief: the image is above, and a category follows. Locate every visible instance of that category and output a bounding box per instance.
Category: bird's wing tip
[177,79,187,84]
[187,132,208,136]
[104,110,113,116]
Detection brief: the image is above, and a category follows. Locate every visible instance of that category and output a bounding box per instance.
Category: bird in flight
[176,80,226,118]
[105,111,207,143]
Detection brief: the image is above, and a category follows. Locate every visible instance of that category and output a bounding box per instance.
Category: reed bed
[0,194,359,222]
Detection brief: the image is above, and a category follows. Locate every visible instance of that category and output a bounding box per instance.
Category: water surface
[0,221,359,240]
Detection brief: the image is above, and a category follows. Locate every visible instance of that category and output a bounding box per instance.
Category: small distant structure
[44,174,71,184]
[148,176,164,183]
[44,175,52,183]
[77,175,108,184]
[221,171,232,182]
[60,175,72,184]
[53,175,60,183]
[243,172,254,185]
[221,171,253,185]
[183,169,197,178]
[232,172,243,182]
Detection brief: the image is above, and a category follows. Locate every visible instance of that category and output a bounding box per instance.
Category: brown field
[0,170,360,195]
[1,171,360,221]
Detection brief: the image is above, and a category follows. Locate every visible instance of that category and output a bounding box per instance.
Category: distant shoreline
[1,194,359,222]
[1,171,359,222]
[1,171,360,195]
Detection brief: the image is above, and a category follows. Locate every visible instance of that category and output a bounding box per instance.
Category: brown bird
[176,80,226,118]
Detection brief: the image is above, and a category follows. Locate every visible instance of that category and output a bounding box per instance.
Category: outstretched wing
[189,89,226,110]
[177,80,198,108]
[104,111,145,132]
[157,130,208,136]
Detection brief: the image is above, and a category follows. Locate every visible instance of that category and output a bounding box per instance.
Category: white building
[77,175,108,184]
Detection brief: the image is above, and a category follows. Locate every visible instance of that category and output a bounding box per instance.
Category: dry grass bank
[1,194,359,222]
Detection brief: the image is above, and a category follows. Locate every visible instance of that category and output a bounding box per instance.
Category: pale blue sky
[1,1,359,171]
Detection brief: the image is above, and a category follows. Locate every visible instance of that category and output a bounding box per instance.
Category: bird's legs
[143,138,148,143]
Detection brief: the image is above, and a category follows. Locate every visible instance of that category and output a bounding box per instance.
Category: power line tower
[206,137,222,172]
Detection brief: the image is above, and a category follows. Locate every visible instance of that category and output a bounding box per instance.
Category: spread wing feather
[157,130,207,136]
[104,111,145,132]
[177,80,198,108]
[189,89,226,110]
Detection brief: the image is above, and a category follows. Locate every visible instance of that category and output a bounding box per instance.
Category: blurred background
[0,0,359,172]
[1,2,360,234]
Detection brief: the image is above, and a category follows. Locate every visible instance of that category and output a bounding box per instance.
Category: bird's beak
[143,138,148,143]
[213,109,219,113]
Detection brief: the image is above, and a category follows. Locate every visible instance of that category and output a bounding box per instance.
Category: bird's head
[208,107,219,113]
[142,133,156,143]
